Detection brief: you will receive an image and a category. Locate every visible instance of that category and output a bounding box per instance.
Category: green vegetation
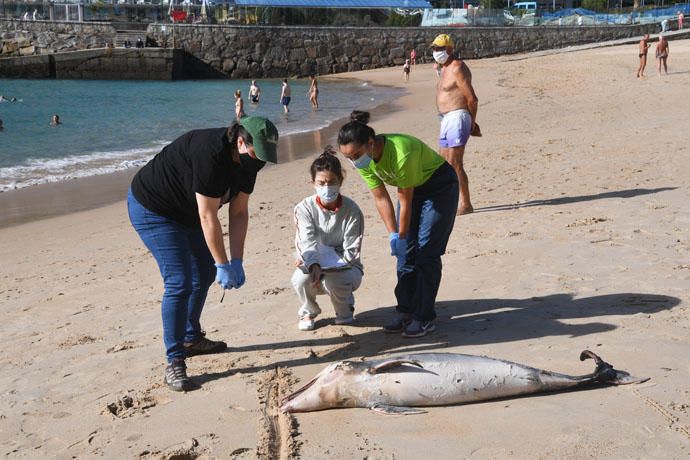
[581,0,608,11]
[385,11,422,26]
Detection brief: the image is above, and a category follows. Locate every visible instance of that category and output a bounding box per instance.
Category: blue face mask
[315,184,340,204]
[352,152,372,169]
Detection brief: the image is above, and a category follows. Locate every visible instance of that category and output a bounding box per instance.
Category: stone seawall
[145,23,662,78]
[0,48,187,79]
[1,19,116,57]
[1,18,662,79]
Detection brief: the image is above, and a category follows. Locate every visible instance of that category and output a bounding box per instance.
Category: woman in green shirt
[338,111,459,337]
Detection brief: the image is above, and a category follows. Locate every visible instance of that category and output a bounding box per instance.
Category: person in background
[235,89,245,120]
[308,74,319,110]
[50,114,61,126]
[249,80,261,104]
[431,33,481,215]
[637,34,650,78]
[280,79,291,114]
[679,12,684,29]
[410,48,417,67]
[656,34,670,76]
[403,59,411,82]
[661,18,669,33]
[292,148,364,331]
[127,117,279,391]
[337,111,459,338]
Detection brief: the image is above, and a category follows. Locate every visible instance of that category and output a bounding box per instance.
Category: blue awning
[233,0,432,8]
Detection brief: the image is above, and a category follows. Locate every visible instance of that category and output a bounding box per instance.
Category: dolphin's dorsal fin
[370,403,426,415]
[370,359,424,374]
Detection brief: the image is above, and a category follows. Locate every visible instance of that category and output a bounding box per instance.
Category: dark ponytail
[310,145,345,183]
[337,110,375,147]
[227,122,253,148]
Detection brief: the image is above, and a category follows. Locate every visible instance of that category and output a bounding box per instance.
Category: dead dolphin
[281,350,648,415]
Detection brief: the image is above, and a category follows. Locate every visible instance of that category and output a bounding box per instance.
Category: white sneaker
[298,317,315,331]
[334,315,355,325]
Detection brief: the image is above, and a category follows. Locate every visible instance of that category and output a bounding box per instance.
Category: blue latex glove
[389,232,408,258]
[215,262,238,290]
[230,259,245,288]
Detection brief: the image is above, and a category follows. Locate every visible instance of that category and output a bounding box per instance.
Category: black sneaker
[184,336,227,357]
[382,314,412,334]
[402,320,436,338]
[164,359,197,392]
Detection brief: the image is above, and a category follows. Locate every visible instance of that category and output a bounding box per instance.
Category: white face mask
[315,185,340,204]
[433,50,449,65]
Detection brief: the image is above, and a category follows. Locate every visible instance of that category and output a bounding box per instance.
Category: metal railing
[421,5,690,27]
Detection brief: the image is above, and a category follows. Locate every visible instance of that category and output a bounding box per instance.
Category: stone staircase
[114,30,147,47]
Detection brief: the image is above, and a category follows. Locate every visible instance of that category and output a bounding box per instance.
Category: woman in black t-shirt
[127,116,279,391]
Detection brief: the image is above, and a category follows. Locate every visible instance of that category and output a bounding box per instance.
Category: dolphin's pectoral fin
[370,404,426,415]
[371,360,424,374]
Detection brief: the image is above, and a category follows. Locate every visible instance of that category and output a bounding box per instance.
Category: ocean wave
[0,143,167,192]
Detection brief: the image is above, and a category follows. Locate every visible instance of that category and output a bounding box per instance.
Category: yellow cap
[431,34,454,48]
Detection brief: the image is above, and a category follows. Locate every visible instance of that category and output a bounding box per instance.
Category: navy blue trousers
[395,162,459,321]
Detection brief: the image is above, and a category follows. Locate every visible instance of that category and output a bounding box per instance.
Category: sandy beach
[1,38,689,459]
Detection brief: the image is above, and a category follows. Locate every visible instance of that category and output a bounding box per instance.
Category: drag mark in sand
[632,388,690,440]
[256,368,301,459]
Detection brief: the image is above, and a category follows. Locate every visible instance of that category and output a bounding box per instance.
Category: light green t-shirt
[358,134,445,189]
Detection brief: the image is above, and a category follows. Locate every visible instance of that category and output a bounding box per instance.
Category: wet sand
[1,40,689,458]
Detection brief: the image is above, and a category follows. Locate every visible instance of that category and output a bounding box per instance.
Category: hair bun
[350,110,371,125]
[320,145,337,157]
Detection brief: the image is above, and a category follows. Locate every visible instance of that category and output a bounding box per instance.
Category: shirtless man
[656,34,669,76]
[637,34,650,78]
[249,80,261,104]
[432,34,480,215]
[280,79,291,114]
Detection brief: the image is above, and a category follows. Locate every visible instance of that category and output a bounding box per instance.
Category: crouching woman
[292,148,365,331]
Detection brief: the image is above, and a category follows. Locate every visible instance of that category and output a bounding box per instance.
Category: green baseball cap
[239,116,279,163]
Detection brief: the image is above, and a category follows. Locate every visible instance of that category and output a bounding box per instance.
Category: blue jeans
[394,162,459,322]
[127,190,216,362]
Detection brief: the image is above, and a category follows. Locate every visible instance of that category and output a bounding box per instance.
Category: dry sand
[1,39,689,459]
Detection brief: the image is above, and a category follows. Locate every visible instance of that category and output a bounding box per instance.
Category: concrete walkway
[501,27,690,61]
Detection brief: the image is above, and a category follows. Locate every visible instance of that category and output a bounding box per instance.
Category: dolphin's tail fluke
[579,350,649,385]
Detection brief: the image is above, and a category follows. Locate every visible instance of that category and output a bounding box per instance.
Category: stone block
[389,46,404,59]
[19,45,35,56]
[222,58,235,73]
[289,48,305,61]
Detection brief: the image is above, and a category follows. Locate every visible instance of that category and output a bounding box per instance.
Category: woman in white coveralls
[292,147,365,331]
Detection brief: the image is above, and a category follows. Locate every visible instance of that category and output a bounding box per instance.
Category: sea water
[0,78,398,192]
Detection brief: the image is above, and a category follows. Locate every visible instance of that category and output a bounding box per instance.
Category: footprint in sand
[102,390,159,419]
[138,438,211,459]
[105,340,138,354]
[566,217,608,228]
[58,335,100,349]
